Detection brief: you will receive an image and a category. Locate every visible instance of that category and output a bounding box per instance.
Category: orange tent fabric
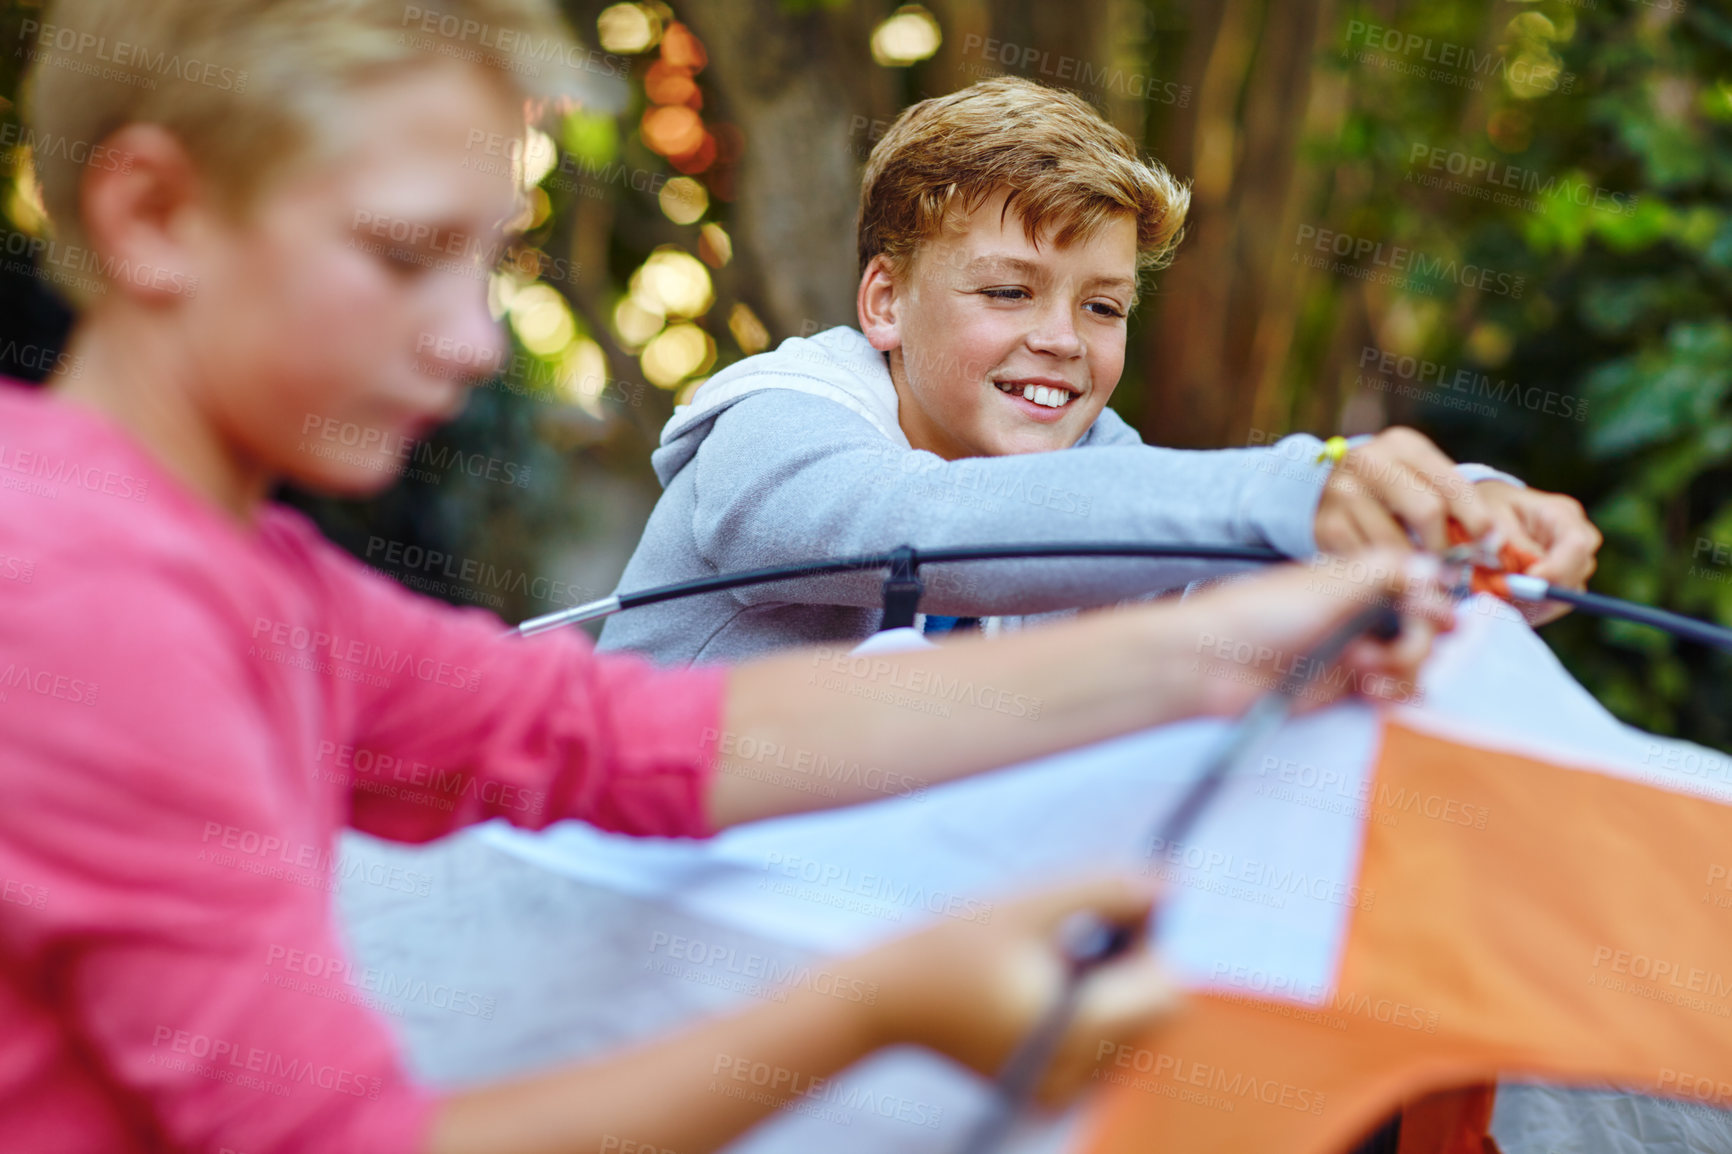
[1084,721,1732,1153]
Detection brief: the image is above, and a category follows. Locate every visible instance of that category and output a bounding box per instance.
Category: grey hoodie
[597,326,1506,664]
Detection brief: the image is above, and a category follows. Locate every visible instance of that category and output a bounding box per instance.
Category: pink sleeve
[292,522,728,844]
[0,570,437,1154]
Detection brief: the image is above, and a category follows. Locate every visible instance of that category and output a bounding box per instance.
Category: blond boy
[600,78,1599,664]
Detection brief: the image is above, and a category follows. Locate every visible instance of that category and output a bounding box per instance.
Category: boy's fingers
[1348,430,1471,550]
[1005,876,1158,936]
[1348,494,1413,551]
[1040,953,1182,1105]
[1521,496,1602,590]
[1370,462,1452,553]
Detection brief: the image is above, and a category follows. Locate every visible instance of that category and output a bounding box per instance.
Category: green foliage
[1311,0,1732,743]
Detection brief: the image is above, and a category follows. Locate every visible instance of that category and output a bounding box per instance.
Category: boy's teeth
[998,381,1070,408]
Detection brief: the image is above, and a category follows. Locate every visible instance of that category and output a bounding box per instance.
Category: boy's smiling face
[858,188,1138,459]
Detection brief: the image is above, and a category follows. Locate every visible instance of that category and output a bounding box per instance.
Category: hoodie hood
[651,326,907,486]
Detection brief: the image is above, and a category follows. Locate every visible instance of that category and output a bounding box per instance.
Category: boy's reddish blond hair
[22,0,588,303]
[857,76,1190,281]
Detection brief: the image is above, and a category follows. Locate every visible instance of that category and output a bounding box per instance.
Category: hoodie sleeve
[684,390,1331,616]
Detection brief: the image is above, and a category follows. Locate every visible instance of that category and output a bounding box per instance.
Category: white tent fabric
[336,596,1732,1153]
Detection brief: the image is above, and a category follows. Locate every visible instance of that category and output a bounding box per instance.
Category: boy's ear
[79,123,206,303]
[857,253,904,353]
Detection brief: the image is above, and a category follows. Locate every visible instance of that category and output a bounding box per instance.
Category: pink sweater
[0,383,727,1152]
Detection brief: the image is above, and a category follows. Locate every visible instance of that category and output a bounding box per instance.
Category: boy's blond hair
[857,76,1190,282]
[23,0,586,299]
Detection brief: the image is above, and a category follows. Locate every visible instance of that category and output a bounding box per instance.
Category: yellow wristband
[1316,435,1350,466]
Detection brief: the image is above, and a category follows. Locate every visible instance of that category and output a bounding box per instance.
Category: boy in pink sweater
[0,2,1450,1151]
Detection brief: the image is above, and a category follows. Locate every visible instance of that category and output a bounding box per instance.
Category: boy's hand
[1185,551,1455,717]
[1470,480,1601,624]
[1314,427,1493,553]
[857,876,1177,1105]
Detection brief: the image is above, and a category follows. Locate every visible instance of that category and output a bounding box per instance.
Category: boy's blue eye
[1087,301,1127,319]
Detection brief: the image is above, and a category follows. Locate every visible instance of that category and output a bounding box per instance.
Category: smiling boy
[599,77,1601,665]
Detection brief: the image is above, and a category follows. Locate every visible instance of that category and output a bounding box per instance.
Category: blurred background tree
[2,0,1726,747]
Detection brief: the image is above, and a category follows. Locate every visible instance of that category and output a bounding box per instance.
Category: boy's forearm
[429,980,881,1154]
[709,603,1209,828]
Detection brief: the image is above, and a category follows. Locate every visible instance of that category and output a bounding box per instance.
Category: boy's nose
[1025,304,1083,358]
[426,293,509,386]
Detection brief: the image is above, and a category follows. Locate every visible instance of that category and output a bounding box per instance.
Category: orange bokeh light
[645,60,702,108]
[670,132,717,174]
[660,22,707,72]
[642,104,706,156]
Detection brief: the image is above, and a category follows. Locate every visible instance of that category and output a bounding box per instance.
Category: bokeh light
[871,6,942,67]
[699,222,733,267]
[633,247,713,317]
[728,302,770,355]
[597,3,660,54]
[640,322,716,388]
[6,150,47,234]
[645,60,701,108]
[557,337,612,416]
[660,22,708,72]
[508,283,577,357]
[519,128,559,190]
[613,297,665,350]
[642,104,706,157]
[659,176,709,224]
